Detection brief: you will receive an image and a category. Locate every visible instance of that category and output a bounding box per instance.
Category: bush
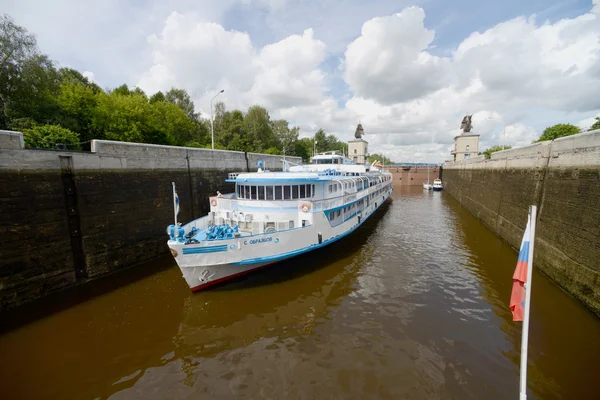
[265,146,282,155]
[536,123,580,142]
[483,145,512,159]
[24,124,82,150]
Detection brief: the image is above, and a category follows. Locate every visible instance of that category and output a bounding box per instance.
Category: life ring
[210,198,217,206]
[300,202,311,213]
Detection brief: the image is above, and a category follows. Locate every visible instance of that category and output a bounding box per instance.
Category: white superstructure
[167,153,393,291]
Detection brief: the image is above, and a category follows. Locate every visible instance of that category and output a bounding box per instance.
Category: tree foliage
[589,117,600,131]
[483,145,512,159]
[536,123,581,142]
[23,124,81,150]
[165,88,197,121]
[368,153,394,164]
[1,14,346,156]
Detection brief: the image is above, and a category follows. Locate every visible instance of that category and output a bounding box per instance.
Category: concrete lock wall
[0,133,300,310]
[389,166,441,187]
[443,130,600,317]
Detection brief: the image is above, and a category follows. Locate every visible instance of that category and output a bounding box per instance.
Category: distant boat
[432,178,443,191]
[423,166,432,190]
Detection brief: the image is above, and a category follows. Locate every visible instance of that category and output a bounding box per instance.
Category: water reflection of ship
[173,202,392,361]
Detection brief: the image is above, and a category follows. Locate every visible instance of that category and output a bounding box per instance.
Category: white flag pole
[519,205,537,400]
[172,182,178,226]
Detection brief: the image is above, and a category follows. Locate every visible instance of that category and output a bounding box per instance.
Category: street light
[210,89,224,150]
[313,140,318,158]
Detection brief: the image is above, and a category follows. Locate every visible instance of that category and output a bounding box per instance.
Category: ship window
[292,185,299,199]
[329,212,334,221]
[251,185,257,200]
[312,185,315,197]
[237,185,241,198]
[243,185,248,199]
[258,186,265,200]
[306,184,312,198]
[266,186,274,200]
[300,185,306,198]
[275,186,283,200]
[284,185,291,200]
[328,184,332,194]
[337,210,341,217]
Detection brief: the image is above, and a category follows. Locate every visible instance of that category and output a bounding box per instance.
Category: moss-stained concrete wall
[443,130,600,317]
[0,136,300,310]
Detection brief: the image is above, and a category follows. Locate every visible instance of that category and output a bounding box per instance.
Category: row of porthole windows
[329,199,363,222]
[237,184,315,200]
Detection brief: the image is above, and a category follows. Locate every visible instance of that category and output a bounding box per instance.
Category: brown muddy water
[1,187,599,399]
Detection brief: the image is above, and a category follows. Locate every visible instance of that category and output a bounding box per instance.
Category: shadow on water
[0,256,174,335]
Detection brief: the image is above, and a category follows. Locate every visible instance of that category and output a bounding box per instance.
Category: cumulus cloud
[344,7,450,104]
[342,2,600,161]
[136,12,347,131]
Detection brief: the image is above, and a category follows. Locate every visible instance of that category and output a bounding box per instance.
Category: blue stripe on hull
[183,245,228,254]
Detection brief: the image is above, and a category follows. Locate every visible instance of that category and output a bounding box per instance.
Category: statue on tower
[354,123,364,139]
[460,115,473,133]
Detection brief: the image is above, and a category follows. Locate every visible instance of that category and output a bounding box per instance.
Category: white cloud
[341,3,600,162]
[344,8,450,104]
[137,12,349,133]
[82,71,98,85]
[577,114,600,130]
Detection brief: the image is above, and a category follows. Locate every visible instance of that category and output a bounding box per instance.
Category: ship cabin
[178,155,392,243]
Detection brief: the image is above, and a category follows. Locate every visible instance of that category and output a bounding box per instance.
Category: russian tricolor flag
[510,220,531,322]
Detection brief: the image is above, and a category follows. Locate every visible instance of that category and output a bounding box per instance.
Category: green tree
[112,84,131,96]
[165,88,197,121]
[536,123,581,142]
[149,91,166,104]
[59,67,102,93]
[23,124,81,150]
[294,137,313,161]
[483,144,512,159]
[265,146,282,155]
[245,105,276,152]
[589,117,600,131]
[92,91,172,145]
[272,119,299,154]
[151,100,196,145]
[0,15,61,128]
[54,80,100,144]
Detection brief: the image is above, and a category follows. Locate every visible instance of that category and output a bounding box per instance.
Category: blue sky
[3,0,600,161]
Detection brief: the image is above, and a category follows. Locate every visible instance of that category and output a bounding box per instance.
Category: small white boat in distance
[432,178,443,191]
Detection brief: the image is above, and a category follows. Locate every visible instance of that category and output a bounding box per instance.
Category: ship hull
[170,191,392,291]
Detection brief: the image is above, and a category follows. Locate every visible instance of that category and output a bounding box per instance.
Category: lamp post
[210,89,224,150]
[313,140,318,158]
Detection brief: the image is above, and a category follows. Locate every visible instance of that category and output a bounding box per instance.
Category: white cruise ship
[166,152,393,291]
